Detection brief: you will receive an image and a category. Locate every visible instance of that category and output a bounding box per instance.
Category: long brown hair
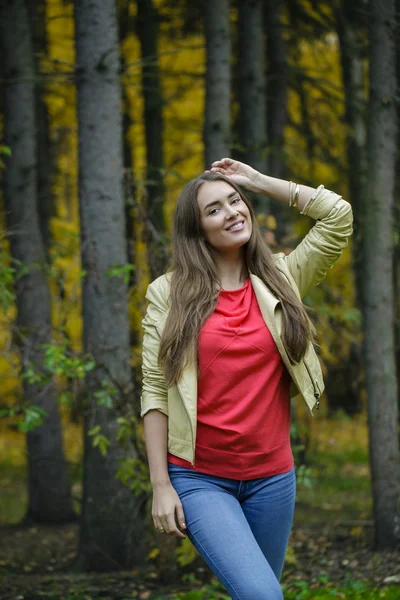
[158,172,316,387]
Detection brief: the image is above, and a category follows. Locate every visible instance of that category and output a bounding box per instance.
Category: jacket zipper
[303,359,320,410]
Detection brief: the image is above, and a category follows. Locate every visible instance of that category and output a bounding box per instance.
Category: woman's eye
[208,198,240,215]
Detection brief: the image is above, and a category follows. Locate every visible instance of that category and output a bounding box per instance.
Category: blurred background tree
[362,0,400,551]
[0,0,74,525]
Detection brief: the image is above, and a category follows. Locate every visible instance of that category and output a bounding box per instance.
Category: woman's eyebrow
[203,191,238,211]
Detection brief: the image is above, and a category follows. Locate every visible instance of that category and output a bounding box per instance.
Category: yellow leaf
[176,536,198,566]
[285,545,297,566]
[147,547,160,560]
[266,215,277,230]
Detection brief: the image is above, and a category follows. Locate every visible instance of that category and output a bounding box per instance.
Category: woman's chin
[216,236,251,253]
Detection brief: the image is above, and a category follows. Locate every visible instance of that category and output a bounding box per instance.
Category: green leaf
[59,393,71,405]
[92,434,110,456]
[342,308,362,326]
[18,406,47,432]
[15,263,30,280]
[21,364,45,385]
[94,389,113,409]
[83,360,96,372]
[104,263,135,284]
[88,425,101,437]
[0,145,12,156]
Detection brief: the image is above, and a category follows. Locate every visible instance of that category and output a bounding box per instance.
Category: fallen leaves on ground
[0,518,399,600]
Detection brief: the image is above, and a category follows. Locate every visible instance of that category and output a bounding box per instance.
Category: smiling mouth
[227,221,244,232]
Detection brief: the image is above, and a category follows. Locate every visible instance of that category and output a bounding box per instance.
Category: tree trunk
[36,88,54,256]
[74,0,147,571]
[364,0,400,549]
[336,0,367,415]
[337,0,367,308]
[119,2,137,290]
[119,2,141,379]
[29,0,56,257]
[204,0,231,168]
[265,0,288,180]
[237,0,268,212]
[264,0,290,241]
[395,0,400,412]
[0,0,74,524]
[136,0,168,279]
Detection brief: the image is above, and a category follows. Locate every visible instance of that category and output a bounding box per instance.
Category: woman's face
[197,180,252,253]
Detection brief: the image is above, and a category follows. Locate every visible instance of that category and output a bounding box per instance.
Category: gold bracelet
[293,183,300,209]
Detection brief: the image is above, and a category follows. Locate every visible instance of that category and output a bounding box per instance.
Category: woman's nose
[226,205,238,218]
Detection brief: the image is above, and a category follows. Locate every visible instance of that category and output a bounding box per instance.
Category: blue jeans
[168,464,296,600]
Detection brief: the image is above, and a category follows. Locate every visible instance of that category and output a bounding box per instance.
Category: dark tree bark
[335,0,368,415]
[118,1,137,289]
[265,0,288,180]
[136,0,168,279]
[337,0,367,307]
[29,0,56,256]
[204,0,231,168]
[395,0,400,409]
[0,0,74,523]
[35,88,54,255]
[364,0,400,549]
[264,0,290,242]
[74,0,147,571]
[237,0,269,212]
[119,2,141,369]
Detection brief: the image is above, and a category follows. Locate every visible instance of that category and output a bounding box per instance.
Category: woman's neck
[213,250,248,291]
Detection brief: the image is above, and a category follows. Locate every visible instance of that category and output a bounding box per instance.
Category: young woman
[141,158,353,600]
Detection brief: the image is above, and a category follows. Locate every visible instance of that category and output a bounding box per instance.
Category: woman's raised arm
[210,157,353,298]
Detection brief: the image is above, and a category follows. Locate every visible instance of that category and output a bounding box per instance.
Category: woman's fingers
[156,509,186,538]
[212,157,234,166]
[210,158,240,177]
[175,504,187,532]
[153,518,164,533]
[170,521,186,538]
[161,514,186,538]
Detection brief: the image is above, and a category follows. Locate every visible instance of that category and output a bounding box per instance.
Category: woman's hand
[152,481,187,538]
[209,158,261,192]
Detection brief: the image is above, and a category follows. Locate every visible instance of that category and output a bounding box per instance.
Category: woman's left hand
[208,158,261,192]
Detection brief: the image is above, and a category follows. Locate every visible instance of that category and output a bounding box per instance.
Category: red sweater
[168,278,293,479]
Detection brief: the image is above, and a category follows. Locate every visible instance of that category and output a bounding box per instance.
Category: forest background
[0,0,399,599]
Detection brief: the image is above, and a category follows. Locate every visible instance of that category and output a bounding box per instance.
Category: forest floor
[0,516,399,599]
[0,415,399,600]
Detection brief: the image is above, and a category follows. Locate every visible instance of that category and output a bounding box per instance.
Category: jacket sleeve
[284,185,353,298]
[140,279,169,418]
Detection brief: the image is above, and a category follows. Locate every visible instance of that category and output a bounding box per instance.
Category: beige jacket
[141,185,353,465]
